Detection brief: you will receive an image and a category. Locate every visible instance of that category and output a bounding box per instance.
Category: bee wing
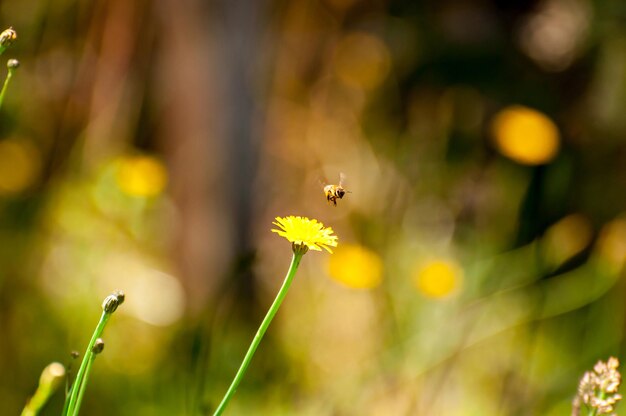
[318,175,329,189]
[339,172,347,187]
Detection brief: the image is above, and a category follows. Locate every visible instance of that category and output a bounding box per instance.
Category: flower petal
[271,215,338,254]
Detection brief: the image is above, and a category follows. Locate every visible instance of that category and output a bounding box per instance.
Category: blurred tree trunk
[215,0,266,306]
[156,0,266,313]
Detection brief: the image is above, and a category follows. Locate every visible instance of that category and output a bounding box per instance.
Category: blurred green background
[1,0,626,414]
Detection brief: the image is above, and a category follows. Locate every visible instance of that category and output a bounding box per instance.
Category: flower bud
[0,27,16,49]
[113,290,125,305]
[102,294,120,313]
[39,362,65,389]
[92,338,105,354]
[7,59,19,70]
[22,362,66,416]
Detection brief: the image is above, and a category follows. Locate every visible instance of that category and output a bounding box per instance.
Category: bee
[321,173,350,206]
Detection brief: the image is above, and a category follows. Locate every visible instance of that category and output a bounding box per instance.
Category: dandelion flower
[413,259,463,299]
[328,244,383,288]
[214,217,339,415]
[491,105,560,165]
[272,216,338,254]
[116,154,167,197]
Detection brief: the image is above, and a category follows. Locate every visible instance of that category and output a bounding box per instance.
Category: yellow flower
[491,105,560,165]
[327,244,383,289]
[272,216,338,254]
[116,154,167,197]
[413,258,463,299]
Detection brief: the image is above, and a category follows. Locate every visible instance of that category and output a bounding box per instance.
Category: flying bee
[321,173,350,206]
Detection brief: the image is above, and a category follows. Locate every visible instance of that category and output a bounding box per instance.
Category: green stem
[71,354,97,416]
[20,383,54,416]
[64,312,110,416]
[588,390,606,416]
[213,252,303,416]
[0,67,13,110]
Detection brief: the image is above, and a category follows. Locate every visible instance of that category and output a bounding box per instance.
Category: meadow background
[1,0,626,415]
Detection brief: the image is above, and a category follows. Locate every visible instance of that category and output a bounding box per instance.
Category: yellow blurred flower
[327,244,383,289]
[116,154,167,197]
[491,105,560,165]
[272,216,338,254]
[413,258,463,299]
[0,138,42,194]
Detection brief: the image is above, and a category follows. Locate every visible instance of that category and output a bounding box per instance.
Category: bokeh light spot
[103,319,170,375]
[116,154,167,197]
[596,217,626,269]
[122,269,186,327]
[414,259,463,299]
[0,138,42,194]
[327,244,383,289]
[517,0,591,72]
[542,214,593,268]
[333,32,391,91]
[491,105,560,165]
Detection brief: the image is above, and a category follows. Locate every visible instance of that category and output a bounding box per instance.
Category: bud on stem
[0,27,16,55]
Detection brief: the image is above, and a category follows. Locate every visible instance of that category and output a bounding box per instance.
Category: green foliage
[2,1,626,415]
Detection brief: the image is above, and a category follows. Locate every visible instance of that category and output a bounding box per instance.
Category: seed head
[574,357,622,415]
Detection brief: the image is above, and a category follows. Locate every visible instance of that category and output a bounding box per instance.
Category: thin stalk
[20,391,47,416]
[71,354,97,416]
[64,312,110,416]
[213,252,303,416]
[20,363,65,416]
[0,65,14,110]
[588,389,606,416]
